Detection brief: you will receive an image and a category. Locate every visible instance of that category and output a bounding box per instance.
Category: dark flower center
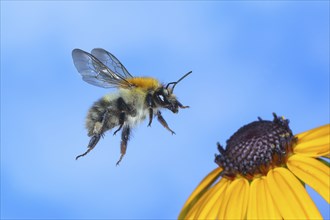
[215,113,296,179]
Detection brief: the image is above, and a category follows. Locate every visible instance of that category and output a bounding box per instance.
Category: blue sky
[1,1,329,219]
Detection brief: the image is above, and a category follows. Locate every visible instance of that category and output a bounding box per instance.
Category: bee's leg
[146,93,154,127]
[113,97,130,136]
[113,112,125,136]
[75,135,101,160]
[116,126,131,166]
[76,110,109,160]
[177,100,189,109]
[157,111,175,135]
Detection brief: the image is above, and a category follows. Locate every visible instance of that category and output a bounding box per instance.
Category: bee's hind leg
[75,135,101,160]
[116,126,131,166]
[76,109,109,160]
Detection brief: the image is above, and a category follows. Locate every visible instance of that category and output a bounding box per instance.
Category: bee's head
[154,71,191,113]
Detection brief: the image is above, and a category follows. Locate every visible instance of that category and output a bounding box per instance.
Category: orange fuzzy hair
[125,77,161,91]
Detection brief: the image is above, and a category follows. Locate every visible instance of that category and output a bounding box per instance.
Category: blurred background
[1,1,329,219]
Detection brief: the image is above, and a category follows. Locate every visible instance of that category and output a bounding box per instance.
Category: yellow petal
[247,179,258,219]
[287,154,330,203]
[184,179,226,220]
[296,124,329,141]
[267,167,322,219]
[204,179,231,219]
[184,190,209,219]
[247,176,281,219]
[294,124,330,157]
[179,167,222,219]
[217,177,249,219]
[194,178,229,219]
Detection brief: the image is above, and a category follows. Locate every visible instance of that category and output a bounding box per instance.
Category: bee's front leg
[76,109,109,160]
[177,100,189,109]
[116,126,131,166]
[157,110,175,135]
[146,93,154,127]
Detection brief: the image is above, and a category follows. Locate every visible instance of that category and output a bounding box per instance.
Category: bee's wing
[91,48,133,79]
[72,49,133,88]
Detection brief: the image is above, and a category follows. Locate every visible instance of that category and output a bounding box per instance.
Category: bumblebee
[72,48,191,165]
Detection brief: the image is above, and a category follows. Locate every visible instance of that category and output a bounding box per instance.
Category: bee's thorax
[124,77,160,91]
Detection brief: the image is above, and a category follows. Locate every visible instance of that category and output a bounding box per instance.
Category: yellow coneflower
[179,113,329,219]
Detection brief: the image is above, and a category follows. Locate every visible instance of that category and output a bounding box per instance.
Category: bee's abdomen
[85,96,119,136]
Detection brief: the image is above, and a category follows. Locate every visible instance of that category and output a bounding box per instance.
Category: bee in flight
[72,48,191,165]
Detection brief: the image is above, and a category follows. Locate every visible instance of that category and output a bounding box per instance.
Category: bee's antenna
[166,71,192,92]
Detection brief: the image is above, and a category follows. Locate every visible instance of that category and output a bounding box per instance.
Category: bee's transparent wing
[72,49,133,88]
[91,48,133,79]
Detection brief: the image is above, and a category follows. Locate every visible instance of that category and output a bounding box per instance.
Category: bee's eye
[158,94,165,102]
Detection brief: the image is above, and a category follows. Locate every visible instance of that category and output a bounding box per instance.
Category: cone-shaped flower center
[215,113,296,179]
